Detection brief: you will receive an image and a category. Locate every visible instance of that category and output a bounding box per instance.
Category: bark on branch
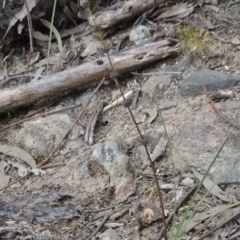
[91,0,165,29]
[0,40,180,113]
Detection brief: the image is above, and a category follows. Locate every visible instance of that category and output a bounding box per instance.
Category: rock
[91,136,136,202]
[15,113,81,157]
[67,154,109,193]
[165,51,193,73]
[172,101,240,183]
[141,74,173,97]
[99,229,121,240]
[180,69,240,95]
[141,51,193,98]
[129,25,152,45]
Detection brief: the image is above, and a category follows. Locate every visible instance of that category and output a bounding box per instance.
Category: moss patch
[178,26,220,56]
[34,154,45,165]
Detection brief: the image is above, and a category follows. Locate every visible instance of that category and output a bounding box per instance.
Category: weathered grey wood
[0,40,180,112]
[91,0,165,29]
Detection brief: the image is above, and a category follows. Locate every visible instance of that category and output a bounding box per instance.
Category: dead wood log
[0,40,180,113]
[91,0,165,29]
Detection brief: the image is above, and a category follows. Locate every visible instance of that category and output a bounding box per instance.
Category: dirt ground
[1,0,240,239]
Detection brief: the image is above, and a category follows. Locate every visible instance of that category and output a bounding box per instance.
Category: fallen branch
[91,0,165,29]
[0,40,179,113]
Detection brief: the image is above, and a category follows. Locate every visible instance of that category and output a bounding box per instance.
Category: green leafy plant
[46,0,58,72]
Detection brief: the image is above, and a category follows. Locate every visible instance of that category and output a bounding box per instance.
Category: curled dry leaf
[39,19,63,53]
[0,145,36,169]
[36,19,64,75]
[0,145,44,177]
[32,30,54,42]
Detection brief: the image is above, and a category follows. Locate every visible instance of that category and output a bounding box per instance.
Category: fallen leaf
[157,3,195,19]
[132,226,140,240]
[80,0,101,13]
[32,30,53,42]
[77,7,89,20]
[0,145,36,169]
[8,161,27,177]
[17,23,25,34]
[40,19,63,53]
[231,36,240,45]
[142,108,158,124]
[3,0,37,39]
[198,14,215,29]
[49,51,63,75]
[81,35,102,57]
[150,137,167,161]
[181,177,195,187]
[193,169,233,202]
[0,161,10,194]
[184,205,228,232]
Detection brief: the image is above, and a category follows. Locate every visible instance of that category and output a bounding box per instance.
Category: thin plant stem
[86,5,168,239]
[174,65,240,239]
[185,148,240,236]
[153,93,177,238]
[46,0,58,73]
[173,134,229,239]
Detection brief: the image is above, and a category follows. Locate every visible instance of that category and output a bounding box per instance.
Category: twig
[228,229,240,240]
[103,90,134,112]
[201,66,240,131]
[24,0,33,52]
[156,183,198,240]
[38,77,105,167]
[88,6,168,238]
[41,163,66,169]
[0,175,26,192]
[131,71,182,76]
[84,192,142,213]
[85,101,105,145]
[23,0,33,83]
[84,214,109,240]
[0,78,105,192]
[132,89,140,109]
[197,210,240,240]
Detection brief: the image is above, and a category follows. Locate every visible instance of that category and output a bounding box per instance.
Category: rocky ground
[1,0,240,239]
